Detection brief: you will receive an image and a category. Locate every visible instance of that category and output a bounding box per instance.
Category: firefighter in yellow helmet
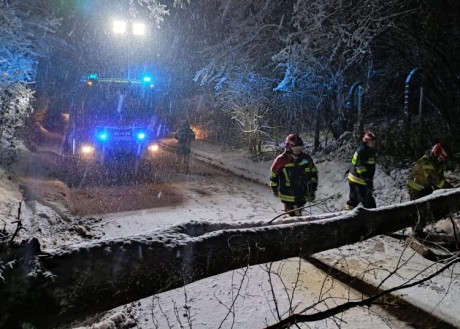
[407,143,453,235]
[344,131,377,210]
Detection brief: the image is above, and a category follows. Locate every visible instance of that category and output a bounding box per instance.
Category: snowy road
[79,157,409,329]
[74,152,458,329]
[19,145,460,328]
[72,155,381,329]
[82,155,279,240]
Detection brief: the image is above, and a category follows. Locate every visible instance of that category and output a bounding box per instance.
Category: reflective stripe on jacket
[407,154,449,193]
[270,151,318,203]
[347,143,376,186]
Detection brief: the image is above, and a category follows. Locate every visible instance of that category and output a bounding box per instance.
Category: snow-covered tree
[274,0,460,155]
[0,0,61,159]
[194,0,293,152]
[193,0,460,155]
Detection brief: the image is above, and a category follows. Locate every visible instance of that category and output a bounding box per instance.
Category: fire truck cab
[63,73,165,184]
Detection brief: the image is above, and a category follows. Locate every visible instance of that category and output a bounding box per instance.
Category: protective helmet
[362,131,376,143]
[431,143,449,161]
[285,133,304,150]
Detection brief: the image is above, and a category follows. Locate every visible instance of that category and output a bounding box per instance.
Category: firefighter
[345,131,377,210]
[407,143,453,200]
[174,121,195,174]
[270,134,318,217]
[407,143,453,237]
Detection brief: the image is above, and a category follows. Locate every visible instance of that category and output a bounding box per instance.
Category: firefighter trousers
[346,182,376,209]
[283,202,305,217]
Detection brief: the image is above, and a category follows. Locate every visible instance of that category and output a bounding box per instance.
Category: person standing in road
[174,120,195,174]
[345,131,377,210]
[407,143,453,235]
[270,134,318,217]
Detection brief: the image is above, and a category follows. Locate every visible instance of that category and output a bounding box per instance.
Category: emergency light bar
[81,73,154,88]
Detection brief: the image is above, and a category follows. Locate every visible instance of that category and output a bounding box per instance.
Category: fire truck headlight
[81,145,95,155]
[148,144,159,152]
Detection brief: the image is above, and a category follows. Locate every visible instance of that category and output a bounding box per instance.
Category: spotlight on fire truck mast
[112,20,127,34]
[132,22,146,36]
[113,20,146,36]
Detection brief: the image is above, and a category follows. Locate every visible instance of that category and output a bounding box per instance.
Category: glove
[306,192,315,202]
[272,187,279,197]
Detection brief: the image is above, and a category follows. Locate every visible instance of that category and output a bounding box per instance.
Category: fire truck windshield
[81,83,154,121]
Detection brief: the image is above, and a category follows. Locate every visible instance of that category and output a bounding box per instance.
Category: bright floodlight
[132,22,146,36]
[113,20,127,34]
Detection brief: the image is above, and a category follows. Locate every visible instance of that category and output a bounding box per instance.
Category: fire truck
[63,73,166,185]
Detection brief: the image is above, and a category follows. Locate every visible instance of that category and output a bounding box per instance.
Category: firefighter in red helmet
[345,131,377,210]
[270,134,318,217]
[407,143,453,235]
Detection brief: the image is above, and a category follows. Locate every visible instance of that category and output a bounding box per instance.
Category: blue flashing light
[85,73,99,87]
[136,131,146,141]
[97,131,109,142]
[141,74,153,83]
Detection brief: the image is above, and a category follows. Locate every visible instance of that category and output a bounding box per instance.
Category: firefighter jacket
[347,143,376,186]
[407,154,452,197]
[270,151,318,204]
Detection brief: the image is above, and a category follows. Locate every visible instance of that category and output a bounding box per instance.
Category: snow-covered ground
[1,139,459,329]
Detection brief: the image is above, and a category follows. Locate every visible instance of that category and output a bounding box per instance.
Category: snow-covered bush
[0,83,35,165]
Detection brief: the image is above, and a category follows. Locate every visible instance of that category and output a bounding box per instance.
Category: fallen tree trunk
[1,188,460,328]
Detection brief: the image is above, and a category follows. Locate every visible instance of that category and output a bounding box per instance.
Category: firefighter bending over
[270,134,318,217]
[407,143,453,235]
[345,131,377,210]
